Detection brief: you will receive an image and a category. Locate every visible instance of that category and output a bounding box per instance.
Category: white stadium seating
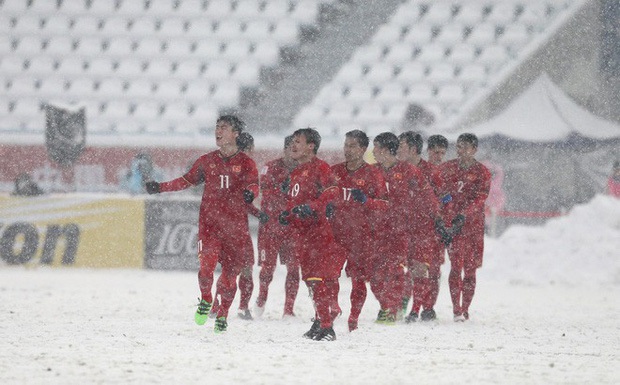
[0,0,583,143]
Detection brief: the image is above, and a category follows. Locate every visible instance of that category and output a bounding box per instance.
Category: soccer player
[211,131,257,320]
[440,133,491,322]
[330,130,388,332]
[427,134,448,165]
[372,132,441,324]
[398,131,445,322]
[254,135,300,318]
[145,115,259,333]
[279,128,342,341]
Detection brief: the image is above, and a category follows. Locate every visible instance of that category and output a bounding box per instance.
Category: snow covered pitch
[1,195,618,384]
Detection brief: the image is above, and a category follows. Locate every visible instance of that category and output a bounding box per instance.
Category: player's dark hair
[427,134,448,149]
[398,131,423,154]
[345,129,369,148]
[236,132,254,152]
[457,133,479,148]
[293,127,321,154]
[217,115,245,133]
[374,132,399,156]
[284,135,294,149]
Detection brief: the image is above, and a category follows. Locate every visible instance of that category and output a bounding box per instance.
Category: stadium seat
[145,0,176,17]
[86,57,115,77]
[436,84,465,104]
[105,37,135,57]
[116,59,146,78]
[375,82,406,104]
[235,0,262,23]
[396,61,426,83]
[75,36,105,57]
[38,77,68,98]
[294,105,326,127]
[454,3,485,24]
[365,64,395,85]
[422,2,455,25]
[351,45,385,65]
[498,24,530,50]
[174,59,205,80]
[2,0,29,16]
[271,19,298,46]
[125,79,153,100]
[244,20,273,43]
[211,84,240,108]
[144,58,174,78]
[486,2,519,25]
[477,44,510,68]
[194,39,222,58]
[14,36,44,56]
[253,41,280,67]
[67,78,95,98]
[344,83,374,104]
[401,25,434,45]
[391,4,423,27]
[57,0,89,15]
[427,63,455,84]
[27,56,57,76]
[175,0,206,16]
[191,103,218,125]
[134,37,163,58]
[12,15,42,36]
[88,0,118,16]
[204,1,233,20]
[466,23,497,45]
[290,0,319,26]
[132,101,162,120]
[116,0,147,17]
[183,79,211,102]
[204,61,231,81]
[407,83,434,103]
[458,63,487,85]
[163,38,194,58]
[333,62,365,85]
[356,102,385,126]
[44,36,75,56]
[130,18,158,37]
[153,79,185,101]
[372,24,403,46]
[221,39,252,61]
[9,76,38,97]
[1,56,26,76]
[30,1,58,15]
[231,60,260,87]
[383,42,415,64]
[262,0,289,23]
[97,78,126,99]
[416,44,447,64]
[100,17,131,38]
[326,102,356,126]
[435,23,466,44]
[70,16,102,37]
[159,18,188,37]
[41,15,72,35]
[186,19,216,38]
[447,44,477,64]
[162,101,191,123]
[215,20,245,40]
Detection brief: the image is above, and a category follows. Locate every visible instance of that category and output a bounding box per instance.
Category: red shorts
[295,223,345,281]
[408,225,444,267]
[257,221,296,267]
[448,227,485,269]
[199,226,252,275]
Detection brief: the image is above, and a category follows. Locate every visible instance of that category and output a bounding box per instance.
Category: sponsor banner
[144,198,200,270]
[0,194,144,268]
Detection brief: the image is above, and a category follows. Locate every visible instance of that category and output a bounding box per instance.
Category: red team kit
[147,117,491,341]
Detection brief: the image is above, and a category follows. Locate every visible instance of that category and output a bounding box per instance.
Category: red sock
[283,264,300,315]
[238,272,253,310]
[216,270,237,319]
[349,278,367,322]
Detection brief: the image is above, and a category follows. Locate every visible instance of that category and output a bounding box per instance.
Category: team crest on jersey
[232,165,242,173]
[302,170,309,177]
[394,173,403,180]
[466,174,476,181]
[356,179,365,186]
[210,164,216,168]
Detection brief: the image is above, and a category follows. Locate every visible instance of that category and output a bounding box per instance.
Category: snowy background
[1,194,619,384]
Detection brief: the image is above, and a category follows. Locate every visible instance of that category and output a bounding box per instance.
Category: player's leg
[213,263,238,333]
[255,229,278,312]
[448,246,465,321]
[348,277,367,331]
[309,279,336,341]
[325,278,341,321]
[282,241,300,317]
[237,265,253,319]
[195,237,220,325]
[421,260,442,321]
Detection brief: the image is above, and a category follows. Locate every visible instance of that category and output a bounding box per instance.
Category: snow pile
[482,194,620,285]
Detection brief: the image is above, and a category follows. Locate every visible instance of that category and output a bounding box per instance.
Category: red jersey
[378,161,439,235]
[259,158,292,217]
[416,159,444,197]
[440,159,491,229]
[159,150,259,235]
[285,156,341,279]
[330,162,388,244]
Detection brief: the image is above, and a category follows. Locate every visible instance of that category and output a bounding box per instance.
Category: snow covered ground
[1,195,619,384]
